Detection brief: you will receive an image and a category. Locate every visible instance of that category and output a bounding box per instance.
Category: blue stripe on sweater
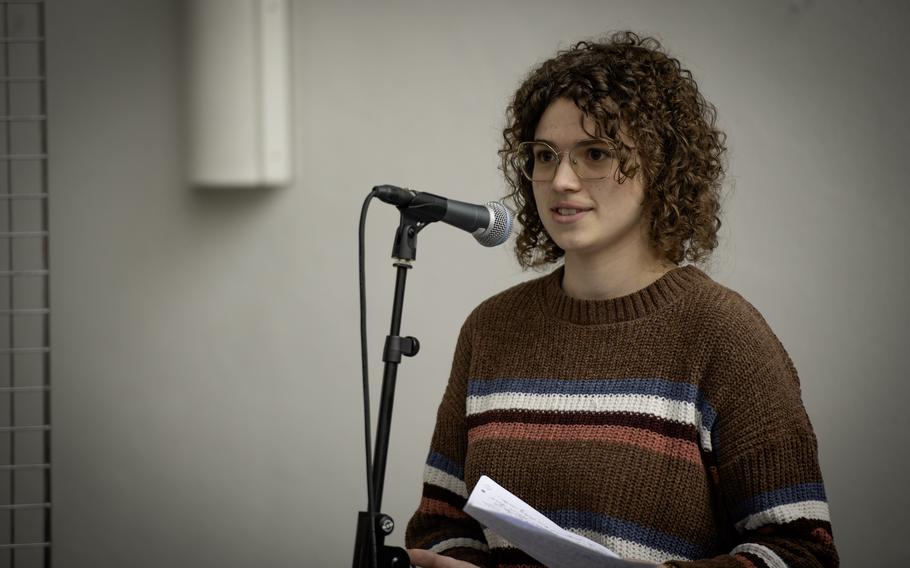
[426,451,464,480]
[467,377,717,432]
[731,482,828,522]
[545,508,708,559]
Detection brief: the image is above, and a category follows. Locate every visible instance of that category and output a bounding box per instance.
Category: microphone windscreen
[475,201,513,247]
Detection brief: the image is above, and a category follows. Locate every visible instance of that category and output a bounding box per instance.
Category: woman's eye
[585,147,611,161]
[536,150,557,163]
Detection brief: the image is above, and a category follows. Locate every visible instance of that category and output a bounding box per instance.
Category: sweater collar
[539,264,709,325]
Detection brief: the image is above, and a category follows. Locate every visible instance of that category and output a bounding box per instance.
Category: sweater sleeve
[670,303,838,568]
[405,314,491,567]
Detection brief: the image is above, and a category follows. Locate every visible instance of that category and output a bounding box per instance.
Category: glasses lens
[518,142,558,181]
[570,140,615,180]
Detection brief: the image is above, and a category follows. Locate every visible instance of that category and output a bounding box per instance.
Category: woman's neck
[561,246,676,301]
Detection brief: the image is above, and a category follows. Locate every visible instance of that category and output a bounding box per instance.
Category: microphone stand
[352,209,426,568]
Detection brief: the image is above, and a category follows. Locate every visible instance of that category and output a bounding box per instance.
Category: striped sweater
[405,265,837,567]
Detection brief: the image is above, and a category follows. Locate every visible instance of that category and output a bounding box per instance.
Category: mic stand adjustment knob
[382,336,420,364]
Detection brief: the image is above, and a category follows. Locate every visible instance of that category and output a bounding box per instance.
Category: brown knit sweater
[405,265,837,567]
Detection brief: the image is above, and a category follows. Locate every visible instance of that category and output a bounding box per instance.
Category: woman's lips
[551,206,592,223]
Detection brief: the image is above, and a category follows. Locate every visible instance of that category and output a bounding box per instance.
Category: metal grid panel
[0,1,49,567]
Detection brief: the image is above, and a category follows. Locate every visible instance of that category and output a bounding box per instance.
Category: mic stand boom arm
[352,209,427,568]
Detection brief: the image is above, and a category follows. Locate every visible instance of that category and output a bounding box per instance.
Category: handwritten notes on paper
[463,475,656,568]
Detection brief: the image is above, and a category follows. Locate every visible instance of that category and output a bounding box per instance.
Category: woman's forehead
[534,99,597,140]
[534,97,630,147]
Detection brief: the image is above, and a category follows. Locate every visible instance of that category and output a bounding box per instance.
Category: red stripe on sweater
[417,497,469,519]
[468,422,701,465]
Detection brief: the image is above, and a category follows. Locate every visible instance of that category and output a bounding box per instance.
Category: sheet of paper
[464,475,657,568]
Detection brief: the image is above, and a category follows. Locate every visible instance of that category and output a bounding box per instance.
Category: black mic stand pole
[352,210,425,568]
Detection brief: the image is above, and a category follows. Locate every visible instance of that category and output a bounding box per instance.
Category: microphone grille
[475,201,514,247]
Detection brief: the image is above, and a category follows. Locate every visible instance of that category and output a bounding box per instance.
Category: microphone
[373,185,513,247]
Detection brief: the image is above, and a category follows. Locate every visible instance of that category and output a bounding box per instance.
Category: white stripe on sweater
[429,537,488,554]
[485,528,684,564]
[466,392,714,451]
[424,465,469,499]
[735,500,830,532]
[482,529,514,550]
[573,528,683,563]
[731,543,787,568]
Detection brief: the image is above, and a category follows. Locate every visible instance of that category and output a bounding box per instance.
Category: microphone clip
[391,209,427,262]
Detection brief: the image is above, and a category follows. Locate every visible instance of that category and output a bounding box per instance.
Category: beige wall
[48,1,909,566]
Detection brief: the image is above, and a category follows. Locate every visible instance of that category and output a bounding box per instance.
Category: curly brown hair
[500,31,726,268]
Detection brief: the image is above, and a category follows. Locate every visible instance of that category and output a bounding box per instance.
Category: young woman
[405,32,837,568]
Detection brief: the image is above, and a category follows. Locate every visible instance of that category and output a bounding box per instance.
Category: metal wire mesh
[0,1,49,567]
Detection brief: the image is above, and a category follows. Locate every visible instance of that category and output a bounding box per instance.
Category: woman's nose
[551,156,581,193]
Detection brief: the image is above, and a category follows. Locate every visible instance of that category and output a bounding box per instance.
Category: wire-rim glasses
[516,139,618,182]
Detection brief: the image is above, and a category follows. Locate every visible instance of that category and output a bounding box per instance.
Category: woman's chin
[556,240,596,257]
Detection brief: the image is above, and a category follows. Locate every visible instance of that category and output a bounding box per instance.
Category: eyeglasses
[516,139,617,182]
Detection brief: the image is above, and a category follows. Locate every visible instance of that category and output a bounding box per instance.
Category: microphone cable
[358,188,380,568]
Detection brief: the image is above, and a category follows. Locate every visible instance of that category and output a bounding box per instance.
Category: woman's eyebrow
[531,137,605,147]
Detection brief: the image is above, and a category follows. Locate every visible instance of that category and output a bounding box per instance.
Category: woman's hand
[407,548,481,568]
